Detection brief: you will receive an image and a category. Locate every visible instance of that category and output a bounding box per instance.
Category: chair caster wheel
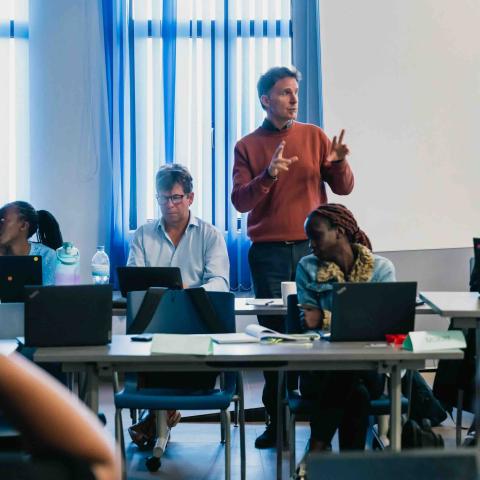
[146,456,161,471]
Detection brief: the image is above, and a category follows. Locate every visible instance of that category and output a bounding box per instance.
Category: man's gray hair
[156,164,193,194]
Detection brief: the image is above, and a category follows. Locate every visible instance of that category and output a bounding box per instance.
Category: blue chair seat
[288,391,409,416]
[370,394,409,415]
[115,373,236,410]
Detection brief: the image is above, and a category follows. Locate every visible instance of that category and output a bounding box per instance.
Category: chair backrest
[285,294,303,391]
[0,453,95,480]
[285,294,302,334]
[0,303,24,339]
[127,289,235,335]
[307,449,479,480]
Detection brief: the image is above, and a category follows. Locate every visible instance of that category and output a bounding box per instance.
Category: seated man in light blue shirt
[127,163,230,447]
[127,163,229,292]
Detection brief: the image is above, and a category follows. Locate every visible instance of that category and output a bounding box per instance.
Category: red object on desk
[385,334,407,345]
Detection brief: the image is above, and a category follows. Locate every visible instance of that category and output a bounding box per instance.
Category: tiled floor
[96,371,471,479]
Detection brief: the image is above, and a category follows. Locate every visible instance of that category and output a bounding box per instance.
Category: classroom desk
[34,334,462,480]
[112,294,435,317]
[419,291,480,438]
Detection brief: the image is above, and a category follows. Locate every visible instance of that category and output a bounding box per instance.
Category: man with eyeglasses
[231,66,354,448]
[126,163,229,446]
[127,163,229,291]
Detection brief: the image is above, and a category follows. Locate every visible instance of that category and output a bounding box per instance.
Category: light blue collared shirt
[29,242,56,285]
[127,214,230,292]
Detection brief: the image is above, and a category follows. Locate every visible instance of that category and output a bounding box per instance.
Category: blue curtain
[102,0,130,281]
[291,0,324,127]
[101,1,292,291]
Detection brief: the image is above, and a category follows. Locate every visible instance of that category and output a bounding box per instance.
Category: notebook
[117,266,183,297]
[0,256,42,303]
[329,282,417,342]
[23,284,112,347]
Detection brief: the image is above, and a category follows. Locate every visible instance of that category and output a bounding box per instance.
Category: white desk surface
[34,334,462,366]
[420,291,480,317]
[113,295,434,317]
[235,297,433,316]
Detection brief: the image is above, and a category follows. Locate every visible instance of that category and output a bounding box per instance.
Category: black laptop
[116,266,183,297]
[23,285,112,347]
[471,237,480,294]
[329,282,417,342]
[0,256,43,303]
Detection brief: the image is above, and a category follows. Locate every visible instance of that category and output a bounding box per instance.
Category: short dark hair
[155,164,193,194]
[257,66,301,109]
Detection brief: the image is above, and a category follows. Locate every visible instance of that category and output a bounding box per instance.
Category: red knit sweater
[231,121,354,242]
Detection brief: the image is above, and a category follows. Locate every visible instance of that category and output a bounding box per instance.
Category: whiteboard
[320,0,480,251]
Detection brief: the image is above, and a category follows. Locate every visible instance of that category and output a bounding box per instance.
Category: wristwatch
[266,168,278,181]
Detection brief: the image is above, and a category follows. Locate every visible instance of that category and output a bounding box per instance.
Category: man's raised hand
[327,129,350,163]
[267,140,299,178]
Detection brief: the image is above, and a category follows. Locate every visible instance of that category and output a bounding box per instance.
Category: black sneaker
[255,424,277,449]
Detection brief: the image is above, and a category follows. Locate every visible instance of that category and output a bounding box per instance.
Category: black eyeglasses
[156,194,187,205]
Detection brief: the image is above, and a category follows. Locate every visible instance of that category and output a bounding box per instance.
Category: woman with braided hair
[0,201,63,285]
[296,203,395,452]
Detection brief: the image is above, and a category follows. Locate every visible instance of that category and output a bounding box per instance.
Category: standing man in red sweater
[231,66,354,448]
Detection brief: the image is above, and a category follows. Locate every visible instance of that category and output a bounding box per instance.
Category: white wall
[27,0,476,296]
[29,0,111,281]
[320,0,480,251]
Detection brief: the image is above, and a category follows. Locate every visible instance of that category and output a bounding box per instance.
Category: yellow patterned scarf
[315,243,375,284]
[315,244,374,330]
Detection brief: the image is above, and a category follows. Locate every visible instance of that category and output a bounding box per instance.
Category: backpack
[405,371,448,426]
[401,418,444,449]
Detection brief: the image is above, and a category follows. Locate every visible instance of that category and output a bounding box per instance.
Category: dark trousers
[248,240,310,425]
[300,371,385,450]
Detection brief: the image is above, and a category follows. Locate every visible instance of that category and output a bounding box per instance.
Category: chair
[285,294,409,477]
[0,453,96,480]
[113,289,245,480]
[306,449,479,480]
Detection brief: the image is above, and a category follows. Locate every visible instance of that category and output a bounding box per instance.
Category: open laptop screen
[24,284,112,347]
[0,256,43,303]
[471,238,480,293]
[116,266,183,297]
[330,282,417,342]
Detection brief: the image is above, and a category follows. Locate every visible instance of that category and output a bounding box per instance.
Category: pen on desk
[265,300,274,305]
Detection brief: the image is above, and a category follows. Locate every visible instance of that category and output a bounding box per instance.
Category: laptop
[329,282,417,342]
[23,285,112,347]
[0,256,43,303]
[472,238,480,294]
[117,266,183,297]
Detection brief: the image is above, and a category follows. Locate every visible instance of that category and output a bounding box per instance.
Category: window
[110,0,291,288]
[130,0,292,228]
[0,0,29,205]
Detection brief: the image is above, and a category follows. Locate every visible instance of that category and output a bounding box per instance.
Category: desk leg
[276,371,284,480]
[83,364,100,413]
[476,320,480,443]
[390,365,402,451]
[237,373,246,480]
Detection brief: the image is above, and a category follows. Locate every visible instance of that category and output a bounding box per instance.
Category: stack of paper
[150,334,213,355]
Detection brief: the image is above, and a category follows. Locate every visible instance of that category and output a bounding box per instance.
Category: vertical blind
[109,0,292,289]
[0,0,29,206]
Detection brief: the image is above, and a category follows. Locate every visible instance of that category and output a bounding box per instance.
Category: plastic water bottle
[91,246,110,285]
[55,242,81,285]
